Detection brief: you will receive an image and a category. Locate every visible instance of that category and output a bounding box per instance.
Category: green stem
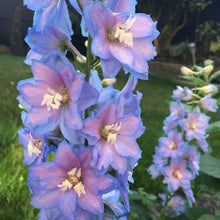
[85,35,92,81]
[158,192,170,220]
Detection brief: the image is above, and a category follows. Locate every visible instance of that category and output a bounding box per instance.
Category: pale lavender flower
[197,137,209,153]
[28,141,116,218]
[84,1,159,79]
[163,160,193,192]
[172,86,193,101]
[183,188,195,207]
[180,107,210,141]
[159,131,184,159]
[200,94,218,112]
[163,118,178,134]
[82,101,145,174]
[17,61,98,142]
[148,165,161,179]
[182,146,200,175]
[167,102,185,121]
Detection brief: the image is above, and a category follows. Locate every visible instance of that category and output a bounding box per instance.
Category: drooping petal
[114,136,141,159]
[31,189,61,209]
[106,0,137,13]
[77,189,104,215]
[101,58,122,78]
[29,162,65,190]
[57,191,77,219]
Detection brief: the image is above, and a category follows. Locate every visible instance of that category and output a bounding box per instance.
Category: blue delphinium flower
[24,26,68,65]
[82,99,145,174]
[200,94,218,112]
[172,86,193,101]
[84,1,159,79]
[17,60,98,142]
[180,107,210,141]
[18,128,51,165]
[28,0,73,36]
[28,141,116,219]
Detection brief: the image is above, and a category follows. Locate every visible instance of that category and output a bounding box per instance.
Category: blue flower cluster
[149,83,218,216]
[18,0,159,219]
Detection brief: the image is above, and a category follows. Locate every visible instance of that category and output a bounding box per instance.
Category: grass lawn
[0,54,219,219]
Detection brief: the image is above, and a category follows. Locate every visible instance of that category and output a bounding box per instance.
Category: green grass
[0,54,219,219]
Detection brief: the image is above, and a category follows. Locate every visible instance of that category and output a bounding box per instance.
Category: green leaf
[200,155,220,179]
[179,75,206,86]
[207,121,220,133]
[210,71,220,82]
[198,214,219,220]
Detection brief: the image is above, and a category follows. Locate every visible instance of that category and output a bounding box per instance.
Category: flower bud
[202,65,213,76]
[180,66,198,76]
[204,59,214,67]
[194,85,218,94]
[102,78,116,86]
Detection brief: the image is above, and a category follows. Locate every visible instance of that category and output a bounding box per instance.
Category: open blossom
[18,128,51,165]
[28,141,116,219]
[163,160,193,192]
[82,100,145,174]
[84,1,159,79]
[180,107,210,141]
[17,61,98,142]
[24,26,68,65]
[172,86,193,101]
[200,94,218,112]
[159,131,184,159]
[182,146,200,175]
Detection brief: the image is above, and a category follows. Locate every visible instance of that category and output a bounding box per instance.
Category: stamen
[173,170,183,179]
[168,142,177,150]
[41,88,62,111]
[189,122,196,130]
[108,15,136,47]
[27,134,43,157]
[57,168,86,197]
[101,122,121,144]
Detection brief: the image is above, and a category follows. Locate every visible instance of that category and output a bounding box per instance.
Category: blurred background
[0,0,219,219]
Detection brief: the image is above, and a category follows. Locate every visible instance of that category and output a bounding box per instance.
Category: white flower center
[173,170,183,179]
[168,142,177,150]
[101,122,122,144]
[27,134,43,157]
[57,168,86,197]
[41,88,63,111]
[108,15,136,47]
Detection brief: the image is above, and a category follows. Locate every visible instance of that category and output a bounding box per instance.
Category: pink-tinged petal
[55,141,80,170]
[99,103,117,125]
[32,61,63,89]
[68,74,84,102]
[131,14,155,38]
[83,117,102,142]
[133,38,157,60]
[18,80,48,107]
[111,147,127,174]
[114,136,141,159]
[24,49,43,65]
[57,191,76,219]
[85,1,113,34]
[64,102,82,130]
[92,29,111,59]
[96,142,114,171]
[119,115,141,136]
[31,189,61,209]
[77,189,104,215]
[26,107,51,126]
[109,43,134,65]
[129,50,149,73]
[83,169,115,195]
[79,148,93,169]
[30,162,65,190]
[59,65,74,81]
[101,58,122,78]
